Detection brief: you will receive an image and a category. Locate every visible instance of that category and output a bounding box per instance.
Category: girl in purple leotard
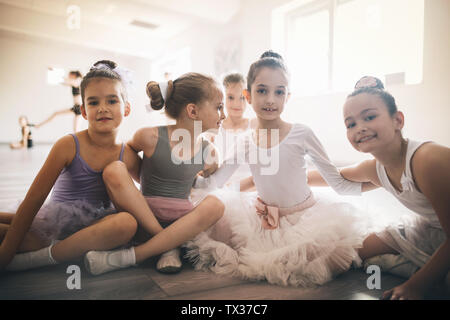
[0,60,141,272]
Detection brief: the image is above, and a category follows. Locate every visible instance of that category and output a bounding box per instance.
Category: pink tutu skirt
[144,196,194,224]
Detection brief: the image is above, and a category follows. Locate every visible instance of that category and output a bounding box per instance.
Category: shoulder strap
[119,143,125,161]
[404,139,427,179]
[374,160,387,187]
[70,133,80,155]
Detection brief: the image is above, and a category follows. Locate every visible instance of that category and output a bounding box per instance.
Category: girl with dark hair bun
[180,51,376,287]
[35,68,84,132]
[207,72,257,190]
[9,115,34,149]
[311,76,450,299]
[84,72,228,276]
[0,60,140,272]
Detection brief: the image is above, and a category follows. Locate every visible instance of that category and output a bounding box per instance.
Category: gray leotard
[140,126,210,199]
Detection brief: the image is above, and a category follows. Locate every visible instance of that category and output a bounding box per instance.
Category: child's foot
[84,247,136,276]
[364,254,419,279]
[156,248,182,274]
[6,244,57,271]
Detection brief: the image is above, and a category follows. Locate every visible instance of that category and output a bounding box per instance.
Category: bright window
[274,0,424,96]
[47,67,65,85]
[151,47,192,81]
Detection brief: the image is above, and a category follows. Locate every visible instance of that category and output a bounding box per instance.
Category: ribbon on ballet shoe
[255,197,279,230]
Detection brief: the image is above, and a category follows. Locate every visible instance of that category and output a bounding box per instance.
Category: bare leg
[0,223,49,253]
[0,212,15,224]
[84,195,225,275]
[0,213,46,251]
[0,223,8,241]
[4,212,137,271]
[134,195,225,263]
[35,109,72,129]
[51,212,137,262]
[103,161,164,236]
[9,141,25,149]
[358,233,399,261]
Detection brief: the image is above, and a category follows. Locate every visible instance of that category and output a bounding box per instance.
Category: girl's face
[197,88,225,132]
[246,67,289,121]
[67,73,82,87]
[343,93,403,153]
[81,78,130,133]
[225,82,246,119]
[18,116,28,127]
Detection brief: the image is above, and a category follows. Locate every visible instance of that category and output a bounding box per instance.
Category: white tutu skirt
[185,189,374,287]
[27,200,116,244]
[376,214,445,268]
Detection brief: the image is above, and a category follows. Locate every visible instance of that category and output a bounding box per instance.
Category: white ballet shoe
[351,255,363,269]
[6,244,57,271]
[84,247,135,276]
[156,248,182,274]
[364,254,419,279]
[210,242,238,275]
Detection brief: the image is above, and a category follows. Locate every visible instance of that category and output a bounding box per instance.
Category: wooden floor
[0,144,447,300]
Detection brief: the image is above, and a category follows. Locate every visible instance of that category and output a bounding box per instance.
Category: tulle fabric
[376,214,445,268]
[28,200,116,244]
[185,189,376,287]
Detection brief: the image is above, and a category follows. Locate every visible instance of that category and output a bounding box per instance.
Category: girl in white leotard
[186,51,375,287]
[311,76,450,299]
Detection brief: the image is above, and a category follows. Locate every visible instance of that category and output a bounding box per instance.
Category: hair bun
[260,50,283,60]
[146,81,165,111]
[92,60,117,70]
[354,76,385,90]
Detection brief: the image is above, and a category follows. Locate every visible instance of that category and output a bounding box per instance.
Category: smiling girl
[339,76,450,299]
[84,72,228,275]
[0,60,139,271]
[183,51,374,287]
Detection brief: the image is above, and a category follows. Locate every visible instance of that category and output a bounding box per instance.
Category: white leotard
[375,139,440,228]
[207,123,362,208]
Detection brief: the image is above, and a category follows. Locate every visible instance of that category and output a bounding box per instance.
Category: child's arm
[200,141,220,178]
[240,176,255,192]
[194,149,242,189]
[307,170,378,192]
[303,127,364,195]
[308,160,380,192]
[0,136,74,269]
[306,170,329,186]
[126,127,158,183]
[341,160,380,192]
[121,144,142,184]
[384,143,450,299]
[193,135,245,189]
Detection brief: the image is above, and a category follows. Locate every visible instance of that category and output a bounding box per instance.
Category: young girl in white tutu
[201,73,256,190]
[185,51,375,287]
[321,76,449,299]
[0,60,139,271]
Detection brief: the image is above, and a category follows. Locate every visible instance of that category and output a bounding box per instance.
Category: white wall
[1,0,448,164]
[160,0,449,165]
[285,0,450,165]
[0,29,157,144]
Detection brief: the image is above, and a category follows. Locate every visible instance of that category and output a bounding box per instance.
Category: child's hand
[381,282,425,300]
[200,162,219,178]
